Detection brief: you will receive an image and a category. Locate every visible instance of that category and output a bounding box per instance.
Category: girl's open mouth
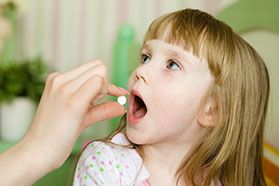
[128,90,147,124]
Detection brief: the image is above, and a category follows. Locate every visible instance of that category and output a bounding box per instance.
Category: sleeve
[73,141,119,186]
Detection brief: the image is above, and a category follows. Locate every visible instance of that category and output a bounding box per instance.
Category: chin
[125,126,147,145]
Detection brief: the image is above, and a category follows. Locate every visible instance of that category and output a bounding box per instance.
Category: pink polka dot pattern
[73,133,150,186]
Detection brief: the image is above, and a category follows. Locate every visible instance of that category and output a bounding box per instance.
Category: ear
[198,97,217,127]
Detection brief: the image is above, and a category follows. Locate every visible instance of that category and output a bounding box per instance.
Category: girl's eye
[140,54,151,64]
[167,61,181,70]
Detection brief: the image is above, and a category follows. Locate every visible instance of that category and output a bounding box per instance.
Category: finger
[60,60,103,83]
[108,84,129,96]
[73,75,104,111]
[91,84,129,102]
[82,102,125,128]
[64,64,107,93]
[42,72,60,97]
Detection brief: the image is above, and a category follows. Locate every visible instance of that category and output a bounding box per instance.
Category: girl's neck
[143,143,190,172]
[142,142,212,185]
[142,140,192,185]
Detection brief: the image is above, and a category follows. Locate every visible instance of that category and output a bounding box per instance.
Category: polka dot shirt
[73,133,150,186]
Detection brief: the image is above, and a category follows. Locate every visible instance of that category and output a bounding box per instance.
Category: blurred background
[0,0,278,185]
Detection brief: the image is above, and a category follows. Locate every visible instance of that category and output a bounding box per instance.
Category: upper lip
[131,89,144,101]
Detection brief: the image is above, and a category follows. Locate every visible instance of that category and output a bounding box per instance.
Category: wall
[242,30,279,149]
[17,0,236,71]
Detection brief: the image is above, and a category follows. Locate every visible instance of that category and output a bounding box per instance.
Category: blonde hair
[141,9,269,185]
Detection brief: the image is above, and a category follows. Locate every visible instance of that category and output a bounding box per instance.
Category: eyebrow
[140,44,152,53]
[141,43,190,64]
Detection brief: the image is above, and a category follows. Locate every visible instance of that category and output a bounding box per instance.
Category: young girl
[73,8,269,185]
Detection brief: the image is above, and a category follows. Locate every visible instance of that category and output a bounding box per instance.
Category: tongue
[134,107,147,118]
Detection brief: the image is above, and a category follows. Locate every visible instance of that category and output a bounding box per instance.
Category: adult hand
[27,59,128,168]
[0,60,128,186]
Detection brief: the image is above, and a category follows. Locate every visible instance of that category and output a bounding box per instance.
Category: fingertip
[118,87,130,95]
[109,102,126,117]
[108,84,129,96]
[84,101,125,126]
[114,102,126,114]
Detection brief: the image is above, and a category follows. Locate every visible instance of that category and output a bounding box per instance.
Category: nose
[135,66,149,84]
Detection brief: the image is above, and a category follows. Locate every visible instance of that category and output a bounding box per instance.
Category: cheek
[150,82,204,123]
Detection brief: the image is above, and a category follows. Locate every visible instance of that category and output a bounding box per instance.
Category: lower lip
[127,109,145,125]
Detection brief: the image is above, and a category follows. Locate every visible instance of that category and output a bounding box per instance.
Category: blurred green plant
[0,0,25,13]
[0,57,50,104]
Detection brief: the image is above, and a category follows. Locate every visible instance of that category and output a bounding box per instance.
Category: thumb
[82,102,125,128]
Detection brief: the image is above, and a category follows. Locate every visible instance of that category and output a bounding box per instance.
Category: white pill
[117,96,127,106]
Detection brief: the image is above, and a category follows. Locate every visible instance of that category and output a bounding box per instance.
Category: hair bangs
[143,11,206,58]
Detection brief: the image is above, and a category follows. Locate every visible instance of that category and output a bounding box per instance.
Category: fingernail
[118,87,129,94]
